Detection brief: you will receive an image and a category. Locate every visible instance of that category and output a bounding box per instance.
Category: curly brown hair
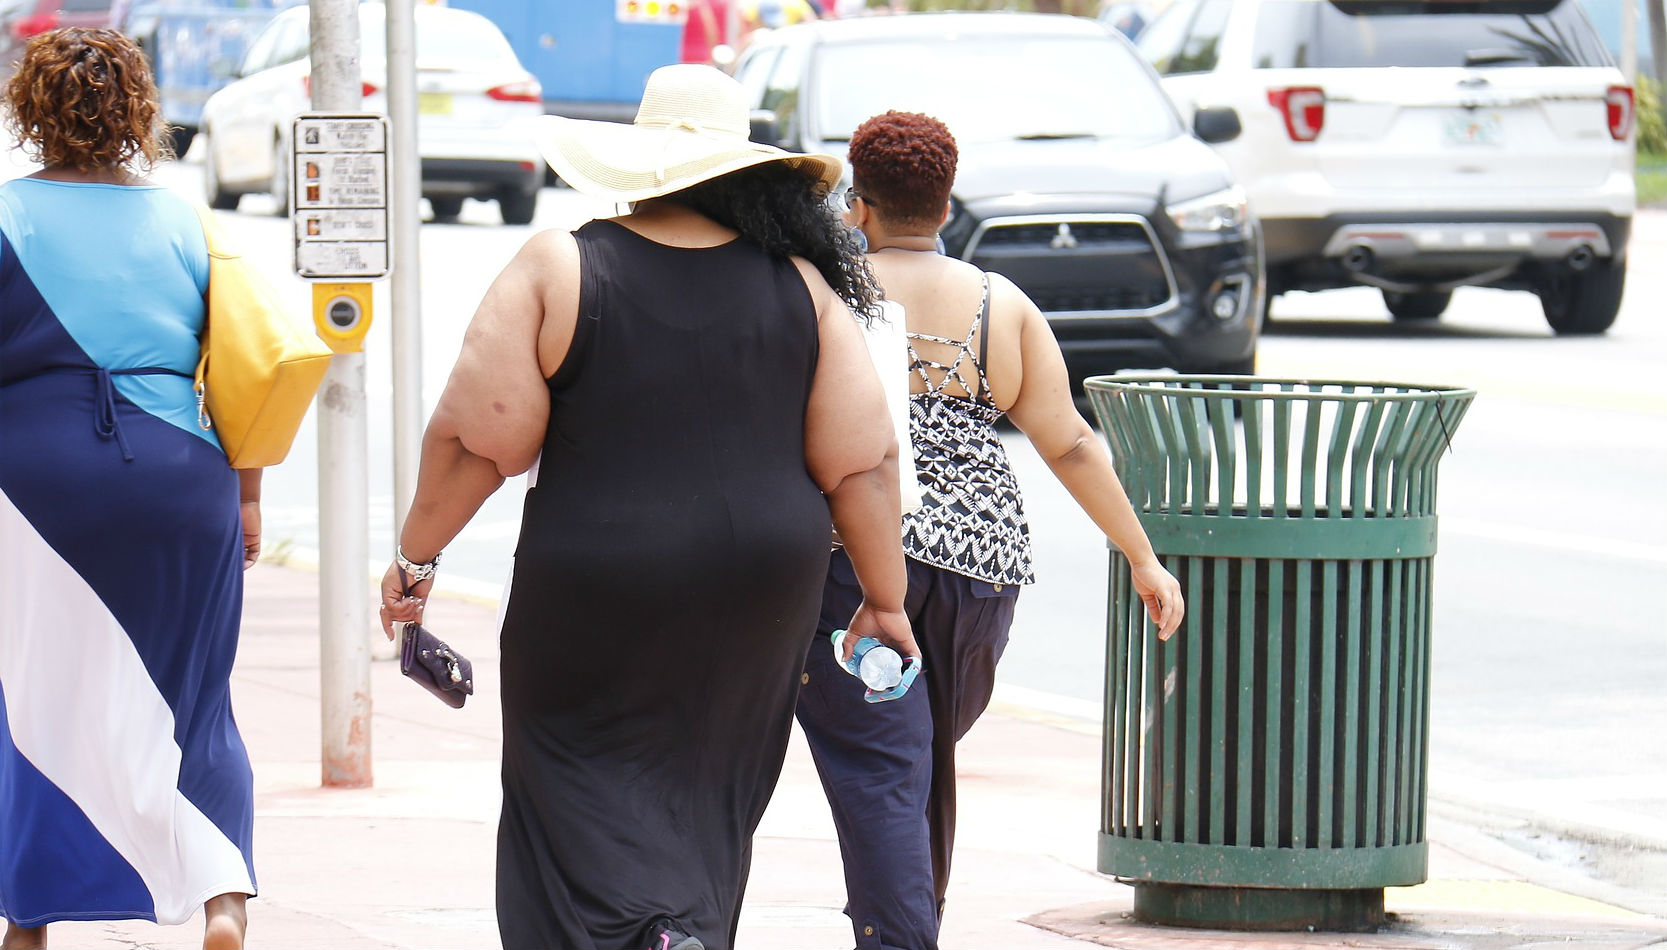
[4,28,165,174]
[847,111,958,231]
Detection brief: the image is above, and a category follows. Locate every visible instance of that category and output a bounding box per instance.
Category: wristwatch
[396,544,442,583]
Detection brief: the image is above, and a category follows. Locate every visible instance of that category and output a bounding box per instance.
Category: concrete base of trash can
[1132,882,1384,932]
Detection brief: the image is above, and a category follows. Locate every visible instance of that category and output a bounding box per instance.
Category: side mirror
[749,109,781,147]
[1193,105,1242,144]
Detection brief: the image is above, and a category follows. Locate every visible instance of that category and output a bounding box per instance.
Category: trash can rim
[1082,374,1476,402]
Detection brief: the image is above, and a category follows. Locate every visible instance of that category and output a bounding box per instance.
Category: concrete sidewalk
[65,563,1667,949]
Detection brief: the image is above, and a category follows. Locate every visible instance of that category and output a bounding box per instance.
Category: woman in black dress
[378,65,918,950]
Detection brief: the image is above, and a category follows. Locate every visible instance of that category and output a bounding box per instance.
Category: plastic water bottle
[830,630,904,691]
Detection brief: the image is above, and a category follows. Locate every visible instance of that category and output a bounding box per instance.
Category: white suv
[1137,0,1636,333]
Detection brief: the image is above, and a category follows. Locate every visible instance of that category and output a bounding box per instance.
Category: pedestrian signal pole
[385,0,422,535]
[307,0,375,789]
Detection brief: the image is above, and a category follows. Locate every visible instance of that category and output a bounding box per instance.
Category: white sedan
[200,2,545,224]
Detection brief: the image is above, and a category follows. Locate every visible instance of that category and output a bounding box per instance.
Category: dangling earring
[850,226,868,253]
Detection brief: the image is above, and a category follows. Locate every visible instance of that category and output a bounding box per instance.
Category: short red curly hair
[847,111,957,231]
[4,28,164,174]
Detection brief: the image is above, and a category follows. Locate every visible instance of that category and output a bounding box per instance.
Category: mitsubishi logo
[1050,224,1078,250]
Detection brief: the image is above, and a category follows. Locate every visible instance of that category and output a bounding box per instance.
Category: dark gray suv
[735,12,1265,382]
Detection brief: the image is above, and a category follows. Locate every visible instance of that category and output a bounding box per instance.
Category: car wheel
[269,135,290,217]
[203,135,240,211]
[429,196,464,221]
[169,125,196,159]
[498,187,537,226]
[1382,289,1451,322]
[1538,260,1625,336]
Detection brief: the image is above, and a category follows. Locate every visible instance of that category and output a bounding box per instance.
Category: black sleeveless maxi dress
[494,220,833,950]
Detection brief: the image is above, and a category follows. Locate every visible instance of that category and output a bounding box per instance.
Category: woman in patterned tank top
[794,111,1185,950]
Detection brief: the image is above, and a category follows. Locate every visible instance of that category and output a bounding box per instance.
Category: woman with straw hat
[378,64,918,950]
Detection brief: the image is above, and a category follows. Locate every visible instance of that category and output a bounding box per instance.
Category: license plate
[1443,111,1503,146]
[418,92,452,116]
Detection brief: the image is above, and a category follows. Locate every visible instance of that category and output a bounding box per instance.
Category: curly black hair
[663,162,881,322]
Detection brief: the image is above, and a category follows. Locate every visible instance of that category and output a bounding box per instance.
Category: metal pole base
[1132,883,1385,932]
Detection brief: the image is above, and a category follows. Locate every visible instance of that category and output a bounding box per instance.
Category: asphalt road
[6,148,1662,892]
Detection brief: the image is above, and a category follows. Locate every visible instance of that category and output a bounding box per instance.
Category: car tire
[498,187,537,226]
[1538,260,1625,336]
[169,125,196,160]
[429,196,464,221]
[269,135,290,217]
[203,135,240,211]
[1382,289,1451,322]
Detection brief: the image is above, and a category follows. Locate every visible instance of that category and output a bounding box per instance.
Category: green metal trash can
[1083,375,1475,931]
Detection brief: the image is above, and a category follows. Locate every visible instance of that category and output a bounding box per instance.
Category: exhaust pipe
[1341,244,1374,273]
[1565,245,1595,272]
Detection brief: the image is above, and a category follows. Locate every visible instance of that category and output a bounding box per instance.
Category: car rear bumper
[420,158,543,197]
[1264,211,1633,266]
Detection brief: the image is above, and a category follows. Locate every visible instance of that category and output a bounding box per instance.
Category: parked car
[125,0,300,158]
[0,0,126,78]
[1137,0,1636,334]
[735,13,1264,383]
[198,1,545,223]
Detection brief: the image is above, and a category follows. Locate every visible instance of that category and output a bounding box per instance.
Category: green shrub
[1639,76,1666,157]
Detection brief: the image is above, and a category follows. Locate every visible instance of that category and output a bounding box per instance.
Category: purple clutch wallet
[397,621,474,709]
[393,565,473,709]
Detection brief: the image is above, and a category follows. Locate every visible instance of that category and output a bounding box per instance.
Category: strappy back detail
[905,275,992,404]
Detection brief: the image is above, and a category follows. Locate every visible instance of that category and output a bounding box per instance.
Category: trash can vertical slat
[1263,558,1284,845]
[1162,625,1181,842]
[1137,593,1157,841]
[1326,400,1361,516]
[1343,557,1363,848]
[1364,558,1385,847]
[1184,556,1205,844]
[1244,397,1265,520]
[1236,556,1256,847]
[1349,400,1390,517]
[1382,560,1404,846]
[1300,399,1324,518]
[1292,560,1312,848]
[1318,559,1339,848]
[1273,399,1292,520]
[1210,557,1230,845]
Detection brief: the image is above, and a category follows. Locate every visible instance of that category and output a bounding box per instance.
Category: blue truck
[125,0,303,156]
[445,0,686,122]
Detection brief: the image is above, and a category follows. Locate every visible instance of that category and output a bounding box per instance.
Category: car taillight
[487,80,542,104]
[13,11,59,37]
[1606,85,1634,141]
[301,77,381,99]
[1267,86,1325,142]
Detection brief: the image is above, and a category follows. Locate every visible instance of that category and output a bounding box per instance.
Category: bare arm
[997,275,1184,639]
[380,231,578,636]
[798,260,919,661]
[238,468,261,569]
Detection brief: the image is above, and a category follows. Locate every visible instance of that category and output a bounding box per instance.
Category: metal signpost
[304,0,382,790]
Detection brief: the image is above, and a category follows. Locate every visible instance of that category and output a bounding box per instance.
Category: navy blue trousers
[795,549,1019,950]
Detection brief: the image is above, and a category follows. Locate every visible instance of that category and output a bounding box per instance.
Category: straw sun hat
[533,64,843,204]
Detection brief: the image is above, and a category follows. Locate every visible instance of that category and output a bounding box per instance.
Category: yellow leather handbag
[192,206,333,469]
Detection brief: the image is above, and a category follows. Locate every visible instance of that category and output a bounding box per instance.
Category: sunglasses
[836,188,878,213]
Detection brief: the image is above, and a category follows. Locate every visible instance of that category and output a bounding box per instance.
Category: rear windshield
[59,0,112,11]
[1252,1,1613,68]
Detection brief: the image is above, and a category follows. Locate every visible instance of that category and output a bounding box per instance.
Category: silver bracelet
[396,544,442,583]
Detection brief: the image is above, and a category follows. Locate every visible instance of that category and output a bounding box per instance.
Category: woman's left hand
[378,562,432,641]
[240,501,261,570]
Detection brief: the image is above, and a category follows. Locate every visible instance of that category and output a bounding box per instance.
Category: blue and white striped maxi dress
[0,178,256,926]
